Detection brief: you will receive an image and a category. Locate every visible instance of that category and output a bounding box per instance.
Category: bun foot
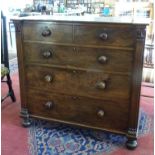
[20,108,31,127]
[126,139,138,150]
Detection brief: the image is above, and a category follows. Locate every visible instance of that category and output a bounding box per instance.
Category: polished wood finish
[74,24,136,47]
[13,16,147,149]
[25,65,131,100]
[127,26,146,140]
[23,22,73,43]
[24,43,133,73]
[27,89,129,132]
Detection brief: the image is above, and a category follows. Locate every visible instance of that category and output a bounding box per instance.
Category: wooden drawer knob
[44,101,53,109]
[42,27,51,37]
[42,50,52,58]
[99,32,108,40]
[98,56,107,64]
[96,81,106,90]
[44,75,53,82]
[97,110,105,117]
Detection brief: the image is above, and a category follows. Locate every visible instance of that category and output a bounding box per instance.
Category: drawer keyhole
[44,101,54,109]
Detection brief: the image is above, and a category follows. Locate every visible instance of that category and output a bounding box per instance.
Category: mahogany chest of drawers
[13,16,147,149]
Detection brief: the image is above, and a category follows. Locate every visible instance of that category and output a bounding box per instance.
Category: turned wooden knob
[42,50,52,58]
[44,101,53,109]
[42,27,51,37]
[98,56,107,64]
[96,81,106,90]
[97,110,105,117]
[99,32,108,40]
[44,75,53,82]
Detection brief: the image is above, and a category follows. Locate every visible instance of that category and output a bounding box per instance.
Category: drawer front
[24,43,133,73]
[27,89,129,132]
[25,66,131,100]
[74,24,136,47]
[23,22,72,43]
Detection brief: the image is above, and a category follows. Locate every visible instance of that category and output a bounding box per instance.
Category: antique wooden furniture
[1,12,16,103]
[12,16,147,149]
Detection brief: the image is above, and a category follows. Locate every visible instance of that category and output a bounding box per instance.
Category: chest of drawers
[13,16,147,149]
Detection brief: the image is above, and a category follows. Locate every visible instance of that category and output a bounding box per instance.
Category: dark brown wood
[12,17,147,149]
[25,65,131,100]
[23,21,73,43]
[74,24,136,47]
[24,42,133,73]
[127,26,146,139]
[27,89,129,132]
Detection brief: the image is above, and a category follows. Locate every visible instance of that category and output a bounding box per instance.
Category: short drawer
[27,89,129,132]
[25,66,131,100]
[74,24,136,47]
[24,43,133,73]
[23,21,72,43]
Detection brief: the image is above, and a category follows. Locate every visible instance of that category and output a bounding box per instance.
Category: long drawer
[23,22,73,43]
[24,43,133,73]
[25,66,131,100]
[27,89,129,132]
